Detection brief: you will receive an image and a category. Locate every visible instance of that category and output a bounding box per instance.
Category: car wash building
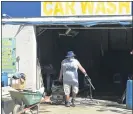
[2,2,133,96]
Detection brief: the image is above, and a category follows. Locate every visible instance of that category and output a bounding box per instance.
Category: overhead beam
[2,16,132,23]
[34,27,132,29]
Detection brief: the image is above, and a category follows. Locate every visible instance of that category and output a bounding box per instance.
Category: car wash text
[41,2,131,16]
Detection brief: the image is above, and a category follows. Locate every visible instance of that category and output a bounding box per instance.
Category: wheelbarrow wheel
[13,104,22,114]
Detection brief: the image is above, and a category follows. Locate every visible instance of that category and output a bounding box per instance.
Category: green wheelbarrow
[9,90,42,114]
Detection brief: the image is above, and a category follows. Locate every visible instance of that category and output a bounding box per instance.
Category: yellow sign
[2,38,16,72]
[41,2,131,16]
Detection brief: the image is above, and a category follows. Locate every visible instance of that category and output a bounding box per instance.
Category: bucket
[126,80,133,110]
[1,72,8,87]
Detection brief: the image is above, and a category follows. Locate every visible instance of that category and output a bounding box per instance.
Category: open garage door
[35,23,133,99]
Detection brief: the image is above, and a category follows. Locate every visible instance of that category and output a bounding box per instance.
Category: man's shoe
[65,102,70,107]
[71,99,76,107]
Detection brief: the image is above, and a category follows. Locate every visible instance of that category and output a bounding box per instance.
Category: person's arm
[77,61,87,76]
[59,62,63,81]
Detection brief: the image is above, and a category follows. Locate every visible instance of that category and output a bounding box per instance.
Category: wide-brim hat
[66,51,76,58]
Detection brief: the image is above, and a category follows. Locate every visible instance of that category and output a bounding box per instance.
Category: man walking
[59,51,88,107]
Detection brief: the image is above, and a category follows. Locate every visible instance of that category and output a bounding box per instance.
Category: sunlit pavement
[39,98,132,114]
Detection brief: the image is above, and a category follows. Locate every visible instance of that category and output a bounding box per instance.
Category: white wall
[2,25,37,90]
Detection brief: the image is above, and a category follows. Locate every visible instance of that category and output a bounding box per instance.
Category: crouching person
[59,51,88,107]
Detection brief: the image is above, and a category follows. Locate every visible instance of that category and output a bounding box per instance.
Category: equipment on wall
[65,28,71,35]
[59,28,79,37]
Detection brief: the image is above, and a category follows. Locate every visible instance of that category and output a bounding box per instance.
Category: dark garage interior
[36,25,133,100]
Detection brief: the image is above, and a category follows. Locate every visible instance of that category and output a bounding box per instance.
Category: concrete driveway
[39,98,132,114]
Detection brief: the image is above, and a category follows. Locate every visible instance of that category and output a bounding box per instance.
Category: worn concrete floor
[39,98,132,114]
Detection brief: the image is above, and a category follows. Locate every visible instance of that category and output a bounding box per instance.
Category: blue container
[126,80,133,110]
[1,72,8,87]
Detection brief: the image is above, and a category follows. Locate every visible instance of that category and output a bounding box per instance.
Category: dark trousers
[43,74,53,96]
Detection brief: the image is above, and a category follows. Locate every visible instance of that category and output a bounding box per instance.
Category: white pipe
[2,16,132,22]
[37,29,47,36]
[65,28,71,35]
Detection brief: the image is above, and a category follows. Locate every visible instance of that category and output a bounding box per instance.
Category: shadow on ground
[106,104,127,109]
[76,98,132,114]
[96,103,132,114]
[39,110,51,113]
